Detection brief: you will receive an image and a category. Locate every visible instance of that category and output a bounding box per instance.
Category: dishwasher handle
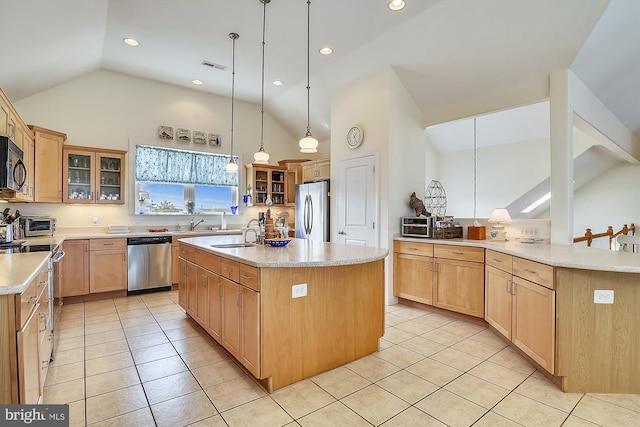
[127,236,172,245]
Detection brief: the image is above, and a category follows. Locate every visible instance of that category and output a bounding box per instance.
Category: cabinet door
[284,163,302,206]
[17,309,41,404]
[33,129,64,203]
[393,253,433,304]
[172,246,180,285]
[512,277,555,373]
[485,265,513,339]
[194,267,209,328]
[15,130,34,201]
[0,96,10,137]
[270,170,286,205]
[240,286,260,378]
[207,274,223,342]
[315,160,330,180]
[90,249,127,293]
[221,278,240,358]
[186,261,199,317]
[434,259,485,318]
[254,168,269,204]
[302,165,315,183]
[96,152,124,204]
[178,259,187,309]
[61,240,89,297]
[37,289,52,395]
[63,149,95,203]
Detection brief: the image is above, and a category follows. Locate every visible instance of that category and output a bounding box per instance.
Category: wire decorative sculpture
[425,180,447,216]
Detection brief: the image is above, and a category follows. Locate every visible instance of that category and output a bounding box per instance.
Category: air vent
[201,60,227,71]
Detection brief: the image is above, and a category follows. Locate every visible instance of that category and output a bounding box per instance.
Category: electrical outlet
[594,290,614,304]
[292,283,307,298]
[92,216,99,224]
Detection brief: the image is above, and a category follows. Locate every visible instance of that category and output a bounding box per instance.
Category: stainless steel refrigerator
[295,180,330,241]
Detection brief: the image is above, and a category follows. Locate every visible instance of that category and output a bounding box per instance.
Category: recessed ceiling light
[319,47,333,55]
[123,38,140,46]
[388,0,405,11]
[192,79,203,85]
[272,80,284,86]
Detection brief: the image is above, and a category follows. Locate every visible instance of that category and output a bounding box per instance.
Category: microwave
[0,136,27,192]
[20,216,57,237]
[401,216,433,238]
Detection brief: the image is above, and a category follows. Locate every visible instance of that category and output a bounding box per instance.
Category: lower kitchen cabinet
[194,267,211,328]
[89,239,127,293]
[221,277,241,359]
[61,240,89,297]
[485,249,556,373]
[178,258,187,309]
[239,285,260,377]
[17,309,40,404]
[186,261,198,318]
[393,241,434,305]
[433,257,485,317]
[207,274,223,342]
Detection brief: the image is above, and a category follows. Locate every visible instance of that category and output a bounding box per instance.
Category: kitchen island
[177,236,388,392]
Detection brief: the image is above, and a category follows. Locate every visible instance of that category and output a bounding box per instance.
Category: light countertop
[395,236,640,273]
[180,236,389,268]
[0,252,51,295]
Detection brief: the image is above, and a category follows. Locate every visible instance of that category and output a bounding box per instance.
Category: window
[135,145,238,215]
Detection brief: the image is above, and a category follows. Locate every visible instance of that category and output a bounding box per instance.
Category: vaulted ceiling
[1,0,637,143]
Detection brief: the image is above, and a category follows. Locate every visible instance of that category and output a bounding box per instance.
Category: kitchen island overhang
[177,236,388,392]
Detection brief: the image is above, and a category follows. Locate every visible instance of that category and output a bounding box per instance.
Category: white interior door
[335,154,377,246]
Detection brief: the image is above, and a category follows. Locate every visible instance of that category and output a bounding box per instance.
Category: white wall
[10,70,312,229]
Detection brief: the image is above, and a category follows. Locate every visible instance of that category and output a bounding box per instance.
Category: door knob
[338,231,346,235]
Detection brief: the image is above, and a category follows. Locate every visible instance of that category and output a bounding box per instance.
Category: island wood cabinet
[393,241,484,317]
[485,249,555,374]
[0,260,50,404]
[179,245,260,378]
[29,125,66,203]
[89,239,127,293]
[302,158,330,183]
[61,240,90,297]
[63,145,126,204]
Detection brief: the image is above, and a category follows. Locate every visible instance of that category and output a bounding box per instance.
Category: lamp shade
[253,147,269,164]
[299,133,318,153]
[488,208,512,224]
[225,159,239,173]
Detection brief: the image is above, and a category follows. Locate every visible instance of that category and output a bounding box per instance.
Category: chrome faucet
[190,217,205,231]
[245,218,264,244]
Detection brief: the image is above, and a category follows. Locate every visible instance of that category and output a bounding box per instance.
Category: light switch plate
[594,290,614,304]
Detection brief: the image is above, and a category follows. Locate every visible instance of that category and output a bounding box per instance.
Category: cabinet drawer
[195,249,220,275]
[434,245,484,263]
[513,257,554,289]
[220,259,240,282]
[486,250,513,273]
[393,240,433,257]
[15,278,37,330]
[178,244,196,262]
[239,264,260,291]
[90,238,126,250]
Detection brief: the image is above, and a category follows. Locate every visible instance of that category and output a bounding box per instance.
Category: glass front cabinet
[63,145,126,204]
[245,164,287,206]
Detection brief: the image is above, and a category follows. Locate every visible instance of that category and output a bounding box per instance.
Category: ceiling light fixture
[388,0,406,11]
[319,47,332,55]
[123,38,140,46]
[191,79,203,85]
[254,0,271,165]
[299,0,318,154]
[226,32,239,174]
[272,80,283,86]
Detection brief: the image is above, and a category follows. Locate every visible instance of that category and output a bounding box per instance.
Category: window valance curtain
[135,145,239,186]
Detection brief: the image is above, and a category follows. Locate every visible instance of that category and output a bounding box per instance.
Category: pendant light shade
[226,32,239,174]
[299,0,318,153]
[254,0,270,165]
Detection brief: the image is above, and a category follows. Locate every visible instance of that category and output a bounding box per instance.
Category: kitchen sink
[210,243,258,248]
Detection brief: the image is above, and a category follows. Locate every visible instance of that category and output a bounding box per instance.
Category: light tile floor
[44,291,640,426]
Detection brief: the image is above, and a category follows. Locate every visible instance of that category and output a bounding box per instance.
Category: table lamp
[488,208,512,241]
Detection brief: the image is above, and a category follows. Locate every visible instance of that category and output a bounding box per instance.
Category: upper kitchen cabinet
[245,163,287,206]
[0,88,18,143]
[63,145,126,204]
[29,126,67,203]
[302,158,330,182]
[278,159,309,206]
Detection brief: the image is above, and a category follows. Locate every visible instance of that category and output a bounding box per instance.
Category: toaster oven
[20,216,57,237]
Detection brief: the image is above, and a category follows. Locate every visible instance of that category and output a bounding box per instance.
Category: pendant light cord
[230,33,238,163]
[260,0,267,150]
[305,0,311,135]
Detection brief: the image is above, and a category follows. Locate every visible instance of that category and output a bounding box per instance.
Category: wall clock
[346,125,363,149]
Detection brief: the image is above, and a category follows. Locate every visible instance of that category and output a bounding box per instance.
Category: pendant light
[299,0,318,153]
[253,0,270,164]
[226,32,240,174]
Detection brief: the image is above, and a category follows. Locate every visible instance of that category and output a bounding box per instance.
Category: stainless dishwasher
[127,235,172,294]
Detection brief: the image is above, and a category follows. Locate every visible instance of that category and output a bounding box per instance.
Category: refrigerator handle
[308,194,314,235]
[303,194,310,235]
